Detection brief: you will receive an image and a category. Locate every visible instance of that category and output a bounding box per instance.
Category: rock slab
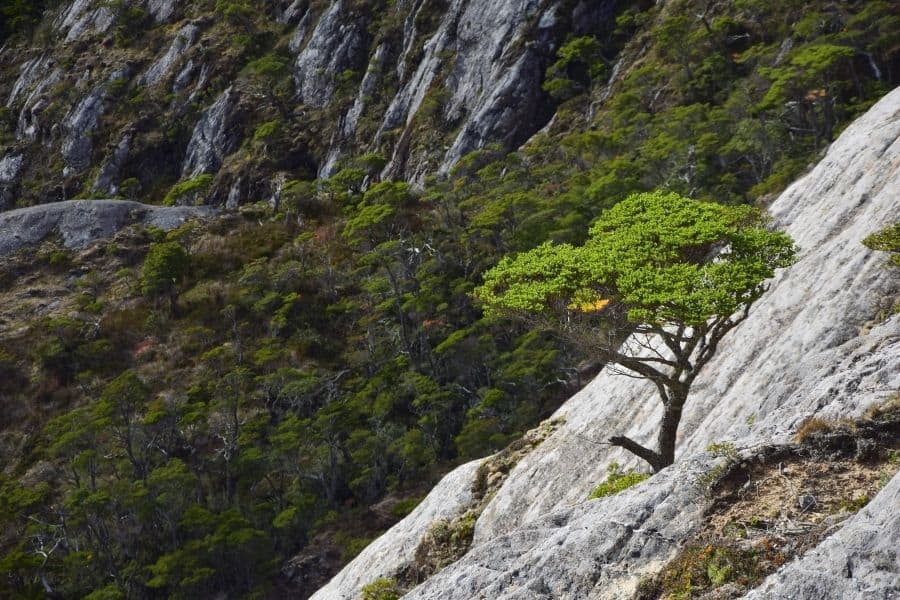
[0,200,216,256]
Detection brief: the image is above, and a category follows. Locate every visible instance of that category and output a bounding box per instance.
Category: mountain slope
[313,86,900,599]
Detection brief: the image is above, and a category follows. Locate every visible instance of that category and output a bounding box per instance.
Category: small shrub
[46,248,72,269]
[706,441,739,458]
[253,119,282,142]
[361,577,402,600]
[864,393,900,421]
[162,174,214,206]
[840,493,870,512]
[658,544,763,598]
[589,462,650,499]
[794,417,834,443]
[862,222,900,267]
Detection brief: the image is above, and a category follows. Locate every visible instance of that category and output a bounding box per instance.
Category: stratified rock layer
[312,87,900,599]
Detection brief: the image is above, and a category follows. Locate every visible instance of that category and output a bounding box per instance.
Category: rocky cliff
[0,0,606,208]
[312,87,900,599]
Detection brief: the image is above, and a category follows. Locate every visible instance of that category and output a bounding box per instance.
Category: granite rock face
[0,200,216,257]
[0,154,25,211]
[147,0,177,23]
[309,460,482,600]
[310,87,900,600]
[0,0,608,205]
[140,23,201,87]
[181,87,240,178]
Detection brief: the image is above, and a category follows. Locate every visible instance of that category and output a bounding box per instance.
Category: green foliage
[0,0,46,41]
[475,191,796,325]
[141,241,189,298]
[589,462,650,499]
[245,53,289,79]
[543,36,604,100]
[163,174,214,206]
[361,577,403,600]
[215,0,256,22]
[863,222,900,267]
[253,119,282,142]
[659,544,764,598]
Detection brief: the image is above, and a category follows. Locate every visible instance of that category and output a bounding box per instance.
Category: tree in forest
[474,191,797,471]
[141,241,189,312]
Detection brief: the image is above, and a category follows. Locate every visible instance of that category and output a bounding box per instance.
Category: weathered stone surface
[0,154,25,211]
[0,200,216,257]
[293,0,368,108]
[61,85,107,174]
[375,0,565,181]
[92,131,134,195]
[408,455,717,600]
[140,23,201,87]
[147,0,177,23]
[474,84,900,543]
[56,0,115,42]
[742,472,900,600]
[8,55,64,142]
[311,86,900,600]
[181,87,239,177]
[308,460,482,600]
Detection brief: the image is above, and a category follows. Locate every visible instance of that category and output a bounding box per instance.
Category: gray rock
[440,47,547,176]
[92,131,134,195]
[0,154,25,211]
[140,23,200,87]
[293,0,368,108]
[318,42,389,178]
[56,0,116,42]
[275,0,307,24]
[743,473,900,600]
[7,55,52,107]
[0,154,24,185]
[61,85,106,174]
[181,87,238,177]
[474,84,900,543]
[309,460,482,600]
[310,85,900,600]
[375,0,565,182]
[8,56,64,142]
[146,0,176,23]
[0,200,216,256]
[407,455,716,600]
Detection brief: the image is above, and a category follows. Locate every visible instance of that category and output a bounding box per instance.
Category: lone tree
[474,191,797,472]
[141,241,189,313]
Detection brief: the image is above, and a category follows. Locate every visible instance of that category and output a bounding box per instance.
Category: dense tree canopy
[475,191,797,470]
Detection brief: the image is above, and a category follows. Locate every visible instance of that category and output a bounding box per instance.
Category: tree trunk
[656,401,684,470]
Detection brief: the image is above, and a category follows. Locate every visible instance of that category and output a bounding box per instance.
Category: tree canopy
[475,191,797,470]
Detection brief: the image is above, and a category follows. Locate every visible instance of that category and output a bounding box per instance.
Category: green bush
[163,174,214,206]
[141,241,189,299]
[863,222,900,267]
[589,463,650,499]
[361,577,402,600]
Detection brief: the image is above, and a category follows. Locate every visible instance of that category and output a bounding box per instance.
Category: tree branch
[608,435,662,472]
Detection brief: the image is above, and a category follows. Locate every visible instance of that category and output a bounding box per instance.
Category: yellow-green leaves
[474,191,797,327]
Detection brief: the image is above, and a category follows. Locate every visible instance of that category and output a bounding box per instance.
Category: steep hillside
[0,1,898,599]
[1,0,612,206]
[312,86,900,599]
